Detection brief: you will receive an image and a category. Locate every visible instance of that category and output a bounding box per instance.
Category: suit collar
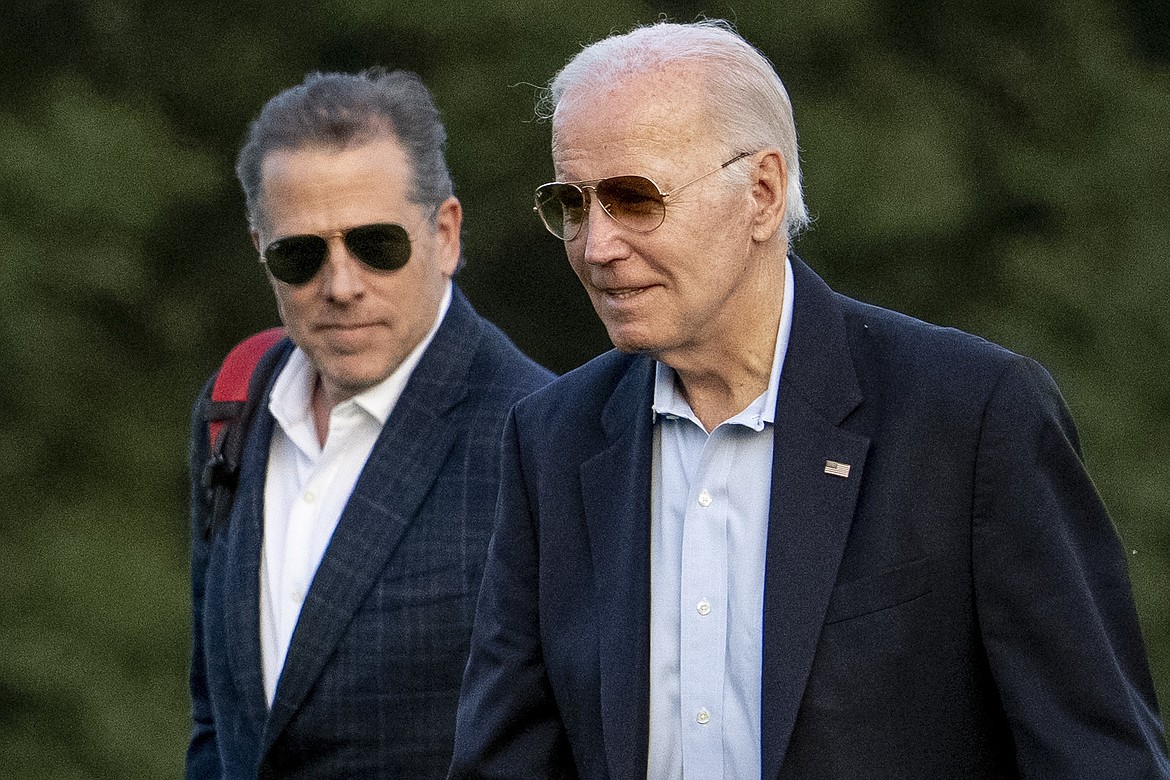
[781,255,864,425]
[600,352,656,436]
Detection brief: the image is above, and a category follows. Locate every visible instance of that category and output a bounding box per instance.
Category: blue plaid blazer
[187,287,552,778]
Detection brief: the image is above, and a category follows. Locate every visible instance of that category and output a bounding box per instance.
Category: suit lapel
[761,257,870,778]
[261,290,484,750]
[223,395,278,732]
[581,356,656,780]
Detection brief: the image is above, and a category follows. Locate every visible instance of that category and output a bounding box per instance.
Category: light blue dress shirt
[647,258,794,779]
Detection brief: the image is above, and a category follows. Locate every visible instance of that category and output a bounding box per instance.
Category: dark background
[2,0,1167,775]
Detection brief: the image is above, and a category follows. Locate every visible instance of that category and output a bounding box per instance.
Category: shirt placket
[678,428,736,779]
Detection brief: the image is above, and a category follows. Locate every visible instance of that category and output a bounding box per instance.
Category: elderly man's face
[254,137,460,409]
[551,71,771,370]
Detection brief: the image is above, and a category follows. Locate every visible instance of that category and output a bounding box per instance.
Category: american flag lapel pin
[824,460,851,478]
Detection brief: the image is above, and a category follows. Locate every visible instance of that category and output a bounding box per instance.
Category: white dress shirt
[647,259,794,779]
[258,283,451,705]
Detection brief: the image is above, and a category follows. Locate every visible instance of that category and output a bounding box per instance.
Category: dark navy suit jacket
[450,258,1169,779]
[187,288,552,779]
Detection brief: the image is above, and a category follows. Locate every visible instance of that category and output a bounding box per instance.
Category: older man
[450,21,1168,779]
[186,69,551,778]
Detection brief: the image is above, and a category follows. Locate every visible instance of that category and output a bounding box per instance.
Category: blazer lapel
[261,290,483,750]
[222,398,278,732]
[581,355,656,780]
[761,257,870,778]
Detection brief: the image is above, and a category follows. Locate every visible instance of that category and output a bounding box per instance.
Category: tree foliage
[1,0,1166,774]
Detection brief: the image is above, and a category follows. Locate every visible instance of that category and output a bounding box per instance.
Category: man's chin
[603,323,660,356]
[317,361,396,401]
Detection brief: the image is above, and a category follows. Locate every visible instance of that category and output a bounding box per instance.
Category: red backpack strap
[208,327,286,449]
[199,326,288,540]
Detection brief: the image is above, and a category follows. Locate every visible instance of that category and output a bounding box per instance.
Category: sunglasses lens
[535,184,585,240]
[594,176,665,233]
[534,176,668,240]
[263,235,327,285]
[344,223,412,271]
[263,224,412,284]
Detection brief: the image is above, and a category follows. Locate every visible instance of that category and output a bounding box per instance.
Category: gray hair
[236,68,454,231]
[537,20,809,240]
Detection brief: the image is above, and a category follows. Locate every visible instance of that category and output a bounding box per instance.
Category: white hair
[537,19,809,240]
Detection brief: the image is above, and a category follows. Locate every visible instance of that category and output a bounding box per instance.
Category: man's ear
[251,230,262,254]
[433,196,463,277]
[749,149,788,243]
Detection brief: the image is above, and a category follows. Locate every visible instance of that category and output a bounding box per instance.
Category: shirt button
[697,708,711,725]
[291,586,305,602]
[303,491,316,503]
[698,490,712,507]
[697,599,711,616]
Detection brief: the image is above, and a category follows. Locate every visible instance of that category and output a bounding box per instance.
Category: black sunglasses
[260,223,412,285]
[533,152,754,241]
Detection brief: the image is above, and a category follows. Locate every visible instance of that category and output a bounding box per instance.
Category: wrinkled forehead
[550,66,715,177]
[552,62,712,133]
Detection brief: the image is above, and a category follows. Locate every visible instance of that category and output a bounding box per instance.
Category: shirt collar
[651,256,794,431]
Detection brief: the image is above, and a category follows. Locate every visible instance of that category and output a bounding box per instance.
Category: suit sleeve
[972,357,1170,778]
[448,410,578,780]
[186,378,222,779]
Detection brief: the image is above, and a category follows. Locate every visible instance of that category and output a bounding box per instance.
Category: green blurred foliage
[1,0,1166,775]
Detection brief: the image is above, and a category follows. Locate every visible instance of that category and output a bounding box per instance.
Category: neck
[310,377,344,447]
[666,253,785,431]
[671,333,777,431]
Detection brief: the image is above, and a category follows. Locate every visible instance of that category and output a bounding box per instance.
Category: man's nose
[580,191,629,265]
[320,235,366,300]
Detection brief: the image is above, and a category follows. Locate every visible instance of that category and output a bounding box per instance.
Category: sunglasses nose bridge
[302,232,360,285]
[581,183,628,231]
[317,233,368,300]
[322,230,358,264]
[577,184,596,217]
[556,184,600,242]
